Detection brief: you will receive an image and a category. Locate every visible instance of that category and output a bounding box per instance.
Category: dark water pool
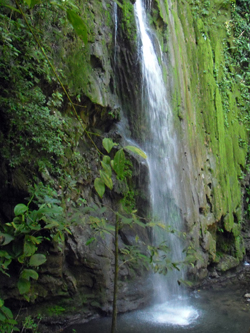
[63,287,250,333]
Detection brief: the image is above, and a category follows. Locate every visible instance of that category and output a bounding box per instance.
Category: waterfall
[113,1,118,64]
[135,0,186,302]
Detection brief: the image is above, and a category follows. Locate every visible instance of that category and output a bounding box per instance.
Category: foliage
[94,138,146,199]
[0,3,66,170]
[0,183,71,301]
[0,0,91,177]
[0,298,19,332]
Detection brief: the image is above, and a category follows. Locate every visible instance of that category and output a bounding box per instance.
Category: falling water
[134,0,197,324]
[113,2,118,64]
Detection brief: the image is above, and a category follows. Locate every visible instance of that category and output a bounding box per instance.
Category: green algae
[163,0,248,266]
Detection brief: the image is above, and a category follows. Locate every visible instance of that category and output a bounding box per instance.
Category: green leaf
[67,9,88,44]
[20,269,39,281]
[0,4,21,13]
[85,237,95,245]
[0,250,11,259]
[27,235,43,245]
[14,204,28,216]
[113,149,125,178]
[23,0,31,7]
[29,254,46,267]
[100,170,113,190]
[134,220,146,228]
[103,155,111,164]
[0,299,4,307]
[24,241,37,257]
[44,221,60,229]
[0,312,5,321]
[124,146,147,159]
[1,306,13,319]
[172,263,180,271]
[17,278,30,295]
[102,138,117,153]
[94,178,105,198]
[30,0,41,8]
[105,225,115,232]
[0,233,14,246]
[101,161,112,177]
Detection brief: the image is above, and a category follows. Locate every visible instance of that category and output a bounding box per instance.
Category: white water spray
[134,0,197,325]
[113,2,118,64]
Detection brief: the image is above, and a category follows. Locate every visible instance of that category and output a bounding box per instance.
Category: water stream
[134,0,187,308]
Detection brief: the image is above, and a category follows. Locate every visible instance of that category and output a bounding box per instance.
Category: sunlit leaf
[102,138,117,153]
[23,0,31,7]
[101,161,112,177]
[100,170,113,190]
[67,9,88,44]
[124,145,147,159]
[14,204,28,216]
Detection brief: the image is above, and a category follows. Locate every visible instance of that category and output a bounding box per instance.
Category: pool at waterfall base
[64,284,250,333]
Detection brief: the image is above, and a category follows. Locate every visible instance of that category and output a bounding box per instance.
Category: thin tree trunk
[111,215,119,333]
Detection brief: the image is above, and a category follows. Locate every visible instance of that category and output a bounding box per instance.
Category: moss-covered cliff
[148,0,249,279]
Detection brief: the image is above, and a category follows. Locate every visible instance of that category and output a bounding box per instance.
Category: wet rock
[216,255,240,272]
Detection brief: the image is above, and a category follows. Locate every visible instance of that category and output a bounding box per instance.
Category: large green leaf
[0,233,14,246]
[102,138,117,153]
[24,240,37,257]
[20,269,39,281]
[100,170,113,190]
[1,306,13,319]
[124,145,147,159]
[29,254,46,267]
[67,9,88,44]
[113,149,125,178]
[14,204,28,216]
[17,278,30,295]
[94,178,105,198]
[101,161,112,177]
[23,0,31,7]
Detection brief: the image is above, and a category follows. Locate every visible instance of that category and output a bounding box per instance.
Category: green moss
[121,0,137,41]
[168,0,248,262]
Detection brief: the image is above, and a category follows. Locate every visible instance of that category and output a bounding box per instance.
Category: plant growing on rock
[0,183,71,331]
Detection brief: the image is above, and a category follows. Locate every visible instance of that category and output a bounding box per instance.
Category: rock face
[145,0,248,281]
[0,0,250,330]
